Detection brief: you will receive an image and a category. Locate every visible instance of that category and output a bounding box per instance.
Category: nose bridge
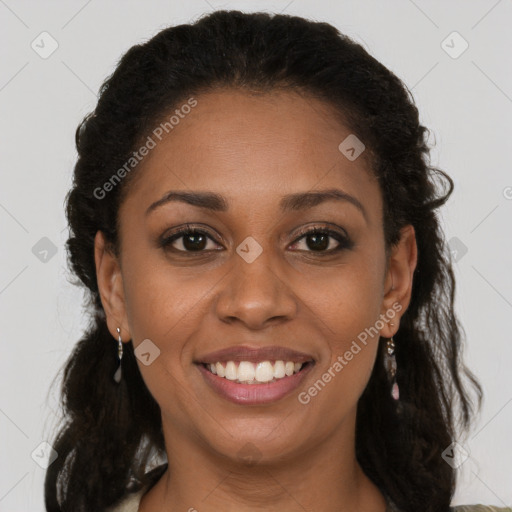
[214,238,297,328]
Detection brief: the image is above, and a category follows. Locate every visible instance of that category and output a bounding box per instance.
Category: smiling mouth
[199,360,315,384]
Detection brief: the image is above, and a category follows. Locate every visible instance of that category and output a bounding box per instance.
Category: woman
[44,10,510,512]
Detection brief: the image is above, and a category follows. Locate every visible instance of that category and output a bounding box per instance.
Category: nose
[214,247,298,330]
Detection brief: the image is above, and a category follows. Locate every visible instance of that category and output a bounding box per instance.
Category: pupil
[307,234,328,251]
[184,233,206,251]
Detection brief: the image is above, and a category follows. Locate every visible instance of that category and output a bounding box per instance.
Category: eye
[159,223,353,255]
[159,224,221,253]
[289,225,353,254]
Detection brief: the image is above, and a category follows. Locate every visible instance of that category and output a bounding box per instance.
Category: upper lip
[195,345,315,364]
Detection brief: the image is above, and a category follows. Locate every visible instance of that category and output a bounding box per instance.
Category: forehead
[121,88,381,220]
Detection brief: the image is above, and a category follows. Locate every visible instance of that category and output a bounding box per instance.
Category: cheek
[309,262,384,340]
[121,246,202,339]
[120,255,205,413]
[301,271,383,417]
[306,259,384,394]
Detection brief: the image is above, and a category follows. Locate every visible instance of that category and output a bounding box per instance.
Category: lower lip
[196,362,315,405]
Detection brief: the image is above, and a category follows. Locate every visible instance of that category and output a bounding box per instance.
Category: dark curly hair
[45,10,483,512]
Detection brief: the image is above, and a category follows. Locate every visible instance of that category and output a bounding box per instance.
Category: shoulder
[105,486,147,512]
[106,463,167,512]
[451,506,512,512]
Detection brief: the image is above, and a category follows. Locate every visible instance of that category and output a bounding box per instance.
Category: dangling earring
[386,323,399,400]
[113,327,123,383]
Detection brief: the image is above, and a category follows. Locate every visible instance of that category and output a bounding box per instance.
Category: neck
[139,409,388,512]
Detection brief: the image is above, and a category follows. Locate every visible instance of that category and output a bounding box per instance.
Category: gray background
[1,0,511,509]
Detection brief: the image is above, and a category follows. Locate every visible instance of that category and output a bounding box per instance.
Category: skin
[95,88,417,512]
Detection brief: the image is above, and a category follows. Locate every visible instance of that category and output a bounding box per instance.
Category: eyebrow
[146,188,368,223]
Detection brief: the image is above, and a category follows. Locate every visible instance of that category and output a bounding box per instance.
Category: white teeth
[255,361,274,382]
[216,362,225,378]
[273,360,285,379]
[238,361,255,381]
[225,361,237,380]
[205,360,307,384]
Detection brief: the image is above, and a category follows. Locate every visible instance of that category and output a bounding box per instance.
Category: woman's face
[96,88,416,465]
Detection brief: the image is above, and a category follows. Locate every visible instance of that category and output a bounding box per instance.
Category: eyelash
[159,223,353,255]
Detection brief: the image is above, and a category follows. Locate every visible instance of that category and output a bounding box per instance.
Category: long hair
[45,10,483,512]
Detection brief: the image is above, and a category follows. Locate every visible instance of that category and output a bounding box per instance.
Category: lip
[196,360,315,405]
[195,345,315,364]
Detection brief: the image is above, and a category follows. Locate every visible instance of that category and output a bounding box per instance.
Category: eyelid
[291,222,349,241]
[160,223,221,241]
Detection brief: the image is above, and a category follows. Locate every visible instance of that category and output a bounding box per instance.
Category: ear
[94,230,131,343]
[379,224,418,338]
